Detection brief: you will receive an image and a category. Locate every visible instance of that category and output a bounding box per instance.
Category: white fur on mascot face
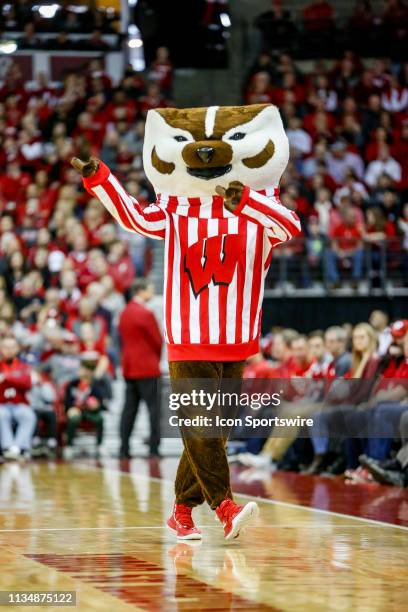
[142,104,289,197]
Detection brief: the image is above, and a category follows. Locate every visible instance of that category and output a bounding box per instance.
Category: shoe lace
[176,504,194,528]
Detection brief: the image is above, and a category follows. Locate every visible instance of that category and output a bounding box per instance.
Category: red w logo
[184,234,243,297]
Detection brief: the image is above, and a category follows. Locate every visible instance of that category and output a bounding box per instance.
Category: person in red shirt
[148,46,174,94]
[303,0,334,32]
[0,336,36,460]
[118,279,162,459]
[325,207,364,287]
[243,352,276,379]
[291,335,314,376]
[267,329,299,378]
[107,240,135,293]
[138,83,168,117]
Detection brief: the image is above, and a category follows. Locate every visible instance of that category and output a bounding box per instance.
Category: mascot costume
[72,103,300,541]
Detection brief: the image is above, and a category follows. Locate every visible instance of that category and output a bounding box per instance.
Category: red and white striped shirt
[84,162,301,361]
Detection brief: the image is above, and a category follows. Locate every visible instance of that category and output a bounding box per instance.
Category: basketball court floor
[0,458,407,611]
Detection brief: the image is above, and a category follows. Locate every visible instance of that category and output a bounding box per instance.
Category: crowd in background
[233,311,408,488]
[0,10,406,487]
[254,0,408,60]
[0,50,174,460]
[1,1,120,50]
[245,49,408,289]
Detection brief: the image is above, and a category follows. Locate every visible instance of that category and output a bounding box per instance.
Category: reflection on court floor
[0,461,407,611]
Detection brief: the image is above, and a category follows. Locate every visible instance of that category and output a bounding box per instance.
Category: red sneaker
[167,503,202,540]
[215,498,259,540]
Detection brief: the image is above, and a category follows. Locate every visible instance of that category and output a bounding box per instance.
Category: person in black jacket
[63,351,111,458]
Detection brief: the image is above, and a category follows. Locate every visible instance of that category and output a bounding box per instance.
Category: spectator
[361,410,408,487]
[365,145,402,187]
[286,117,313,158]
[369,309,392,356]
[40,331,81,386]
[382,74,408,113]
[326,141,364,184]
[0,336,36,460]
[148,47,174,94]
[63,352,110,459]
[303,0,334,32]
[118,279,162,459]
[19,23,39,50]
[254,3,296,52]
[30,371,58,458]
[291,335,313,376]
[326,207,364,288]
[306,331,334,378]
[324,326,351,375]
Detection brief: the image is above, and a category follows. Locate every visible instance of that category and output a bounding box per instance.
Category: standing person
[118,279,162,459]
[0,336,36,460]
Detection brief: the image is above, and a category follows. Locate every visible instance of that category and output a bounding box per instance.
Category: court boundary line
[76,462,408,533]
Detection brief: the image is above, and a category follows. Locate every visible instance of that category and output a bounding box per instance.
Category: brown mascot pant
[169,360,244,510]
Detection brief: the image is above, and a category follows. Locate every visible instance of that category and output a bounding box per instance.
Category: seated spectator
[306,331,334,379]
[369,309,392,356]
[344,322,408,480]
[286,117,313,159]
[19,23,39,50]
[307,322,379,474]
[67,296,107,342]
[398,202,408,283]
[63,352,111,459]
[78,321,111,379]
[148,46,174,94]
[0,336,36,460]
[85,30,111,51]
[245,72,274,105]
[30,370,58,458]
[324,326,351,375]
[361,409,408,487]
[313,74,338,112]
[305,215,326,284]
[365,145,402,188]
[100,274,125,326]
[107,240,136,294]
[382,74,408,113]
[40,331,80,386]
[139,83,169,116]
[302,0,335,32]
[363,206,397,287]
[325,207,364,288]
[254,3,296,52]
[348,1,375,54]
[268,329,299,377]
[326,141,364,184]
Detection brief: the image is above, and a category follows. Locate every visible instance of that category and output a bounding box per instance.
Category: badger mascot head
[143,103,289,197]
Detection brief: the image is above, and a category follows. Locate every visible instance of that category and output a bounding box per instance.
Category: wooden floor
[0,460,407,611]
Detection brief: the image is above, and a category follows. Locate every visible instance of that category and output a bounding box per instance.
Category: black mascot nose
[196,147,214,163]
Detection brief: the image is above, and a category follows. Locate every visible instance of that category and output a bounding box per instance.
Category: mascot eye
[229,132,246,141]
[174,135,188,142]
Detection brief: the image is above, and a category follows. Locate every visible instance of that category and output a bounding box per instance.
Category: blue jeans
[344,403,407,466]
[325,249,364,283]
[0,403,37,451]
